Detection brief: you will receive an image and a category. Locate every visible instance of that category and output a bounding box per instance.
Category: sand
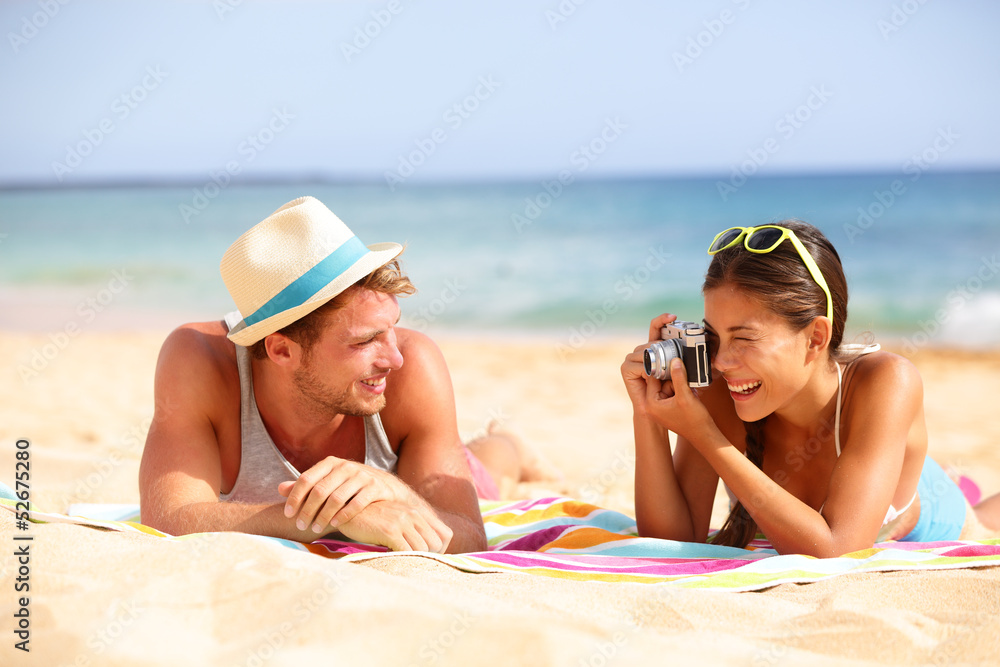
[2,328,999,666]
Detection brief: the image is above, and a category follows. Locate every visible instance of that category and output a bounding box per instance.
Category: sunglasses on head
[707,225,834,324]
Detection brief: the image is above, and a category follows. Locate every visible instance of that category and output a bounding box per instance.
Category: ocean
[1,171,999,351]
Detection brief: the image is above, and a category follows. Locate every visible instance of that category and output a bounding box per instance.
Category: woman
[621,220,1000,556]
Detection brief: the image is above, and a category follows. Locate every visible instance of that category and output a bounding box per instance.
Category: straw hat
[221,196,402,346]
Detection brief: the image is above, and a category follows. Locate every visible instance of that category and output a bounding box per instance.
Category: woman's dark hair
[704,220,850,548]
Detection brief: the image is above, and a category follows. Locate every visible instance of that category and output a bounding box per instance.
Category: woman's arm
[813,353,924,552]
[652,352,922,556]
[624,314,720,542]
[632,412,695,540]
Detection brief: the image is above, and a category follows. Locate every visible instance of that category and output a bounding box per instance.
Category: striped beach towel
[4,495,1000,592]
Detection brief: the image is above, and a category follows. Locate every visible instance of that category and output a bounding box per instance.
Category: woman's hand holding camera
[621,313,715,445]
[621,313,677,414]
[645,355,716,445]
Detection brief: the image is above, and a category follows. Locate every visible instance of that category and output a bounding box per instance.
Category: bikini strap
[834,343,879,458]
[834,362,843,457]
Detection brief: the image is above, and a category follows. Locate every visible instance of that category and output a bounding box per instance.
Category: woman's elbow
[635,511,696,543]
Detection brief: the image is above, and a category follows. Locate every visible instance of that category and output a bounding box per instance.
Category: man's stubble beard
[292,362,385,419]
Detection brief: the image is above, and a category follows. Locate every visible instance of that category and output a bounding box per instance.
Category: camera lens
[642,340,681,380]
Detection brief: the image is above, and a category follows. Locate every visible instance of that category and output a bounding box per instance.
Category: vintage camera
[642,320,712,388]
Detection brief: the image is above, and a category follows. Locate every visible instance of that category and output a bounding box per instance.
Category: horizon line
[1,166,998,192]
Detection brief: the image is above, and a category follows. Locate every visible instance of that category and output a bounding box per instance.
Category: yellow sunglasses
[707,225,833,324]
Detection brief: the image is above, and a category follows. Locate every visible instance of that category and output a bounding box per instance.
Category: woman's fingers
[648,313,677,342]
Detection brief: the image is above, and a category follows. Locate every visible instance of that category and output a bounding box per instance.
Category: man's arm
[277,456,457,552]
[278,329,487,553]
[143,324,475,553]
[138,325,317,541]
[380,329,487,553]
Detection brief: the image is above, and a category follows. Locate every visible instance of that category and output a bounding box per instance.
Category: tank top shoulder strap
[364,413,397,472]
[833,343,881,457]
[220,311,299,504]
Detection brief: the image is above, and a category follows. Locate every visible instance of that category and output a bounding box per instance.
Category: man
[139,196,518,553]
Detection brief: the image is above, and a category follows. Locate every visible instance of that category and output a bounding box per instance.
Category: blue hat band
[243,235,368,328]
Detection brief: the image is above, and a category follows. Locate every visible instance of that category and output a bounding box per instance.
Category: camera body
[642,320,712,388]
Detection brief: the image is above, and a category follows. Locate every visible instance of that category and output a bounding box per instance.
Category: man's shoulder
[381,327,455,436]
[395,326,444,365]
[156,320,239,384]
[392,327,454,389]
[149,320,244,432]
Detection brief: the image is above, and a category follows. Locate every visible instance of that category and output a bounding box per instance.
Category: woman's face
[703,284,812,422]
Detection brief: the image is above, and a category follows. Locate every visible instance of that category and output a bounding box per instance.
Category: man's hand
[278,456,416,534]
[335,500,454,553]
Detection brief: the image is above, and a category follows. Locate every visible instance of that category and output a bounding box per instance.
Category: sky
[2,0,999,186]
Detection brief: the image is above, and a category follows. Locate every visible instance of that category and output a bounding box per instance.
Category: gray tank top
[220,311,398,504]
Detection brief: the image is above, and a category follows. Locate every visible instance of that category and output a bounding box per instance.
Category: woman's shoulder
[844,349,923,404]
